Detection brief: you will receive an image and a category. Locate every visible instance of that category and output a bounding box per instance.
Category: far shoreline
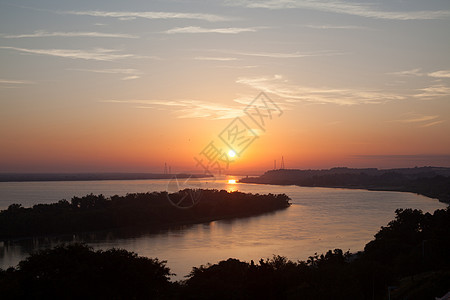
[239,167,450,204]
[0,173,212,183]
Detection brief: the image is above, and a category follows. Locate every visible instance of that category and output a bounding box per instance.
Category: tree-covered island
[0,189,291,240]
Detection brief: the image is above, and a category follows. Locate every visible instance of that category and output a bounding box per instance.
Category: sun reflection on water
[226,177,238,192]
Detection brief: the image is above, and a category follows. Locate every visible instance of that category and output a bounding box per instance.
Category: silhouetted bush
[0,244,173,299]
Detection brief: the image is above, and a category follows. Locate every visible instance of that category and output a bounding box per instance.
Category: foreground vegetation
[0,189,291,239]
[1,207,449,299]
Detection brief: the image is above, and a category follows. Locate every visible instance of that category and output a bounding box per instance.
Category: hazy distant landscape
[241,167,450,203]
[0,173,211,182]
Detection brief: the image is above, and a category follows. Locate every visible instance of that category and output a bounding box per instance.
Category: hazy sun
[228,179,237,184]
[228,150,236,158]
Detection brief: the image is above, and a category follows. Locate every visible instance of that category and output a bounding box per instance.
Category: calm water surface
[0,177,446,280]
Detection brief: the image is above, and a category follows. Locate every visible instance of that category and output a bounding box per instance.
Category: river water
[0,176,446,280]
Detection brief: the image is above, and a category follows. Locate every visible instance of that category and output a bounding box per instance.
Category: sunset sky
[1,0,450,174]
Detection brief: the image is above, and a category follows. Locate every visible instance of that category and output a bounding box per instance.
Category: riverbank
[2,207,449,299]
[0,189,291,240]
[240,167,450,204]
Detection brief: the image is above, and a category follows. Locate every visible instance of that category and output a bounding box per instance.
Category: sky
[1,0,450,174]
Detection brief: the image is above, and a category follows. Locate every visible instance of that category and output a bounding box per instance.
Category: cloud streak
[428,70,450,78]
[219,49,345,59]
[389,68,423,77]
[68,68,142,80]
[229,0,450,20]
[305,24,368,30]
[61,10,231,22]
[389,113,444,128]
[390,115,439,123]
[420,120,444,128]
[194,56,238,61]
[414,85,450,99]
[0,79,34,85]
[0,46,136,61]
[101,99,245,120]
[236,75,404,105]
[1,30,138,39]
[165,26,259,34]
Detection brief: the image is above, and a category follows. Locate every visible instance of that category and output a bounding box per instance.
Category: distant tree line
[0,173,211,182]
[0,189,291,239]
[1,207,449,299]
[241,168,450,203]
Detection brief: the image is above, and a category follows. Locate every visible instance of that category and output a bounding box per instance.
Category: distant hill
[240,167,450,203]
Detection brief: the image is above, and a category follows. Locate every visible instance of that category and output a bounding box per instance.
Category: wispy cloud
[0,79,35,88]
[390,115,439,123]
[389,68,423,76]
[230,50,343,59]
[390,69,450,79]
[165,26,259,34]
[0,46,137,61]
[235,51,313,58]
[428,70,450,78]
[420,120,444,128]
[60,10,231,22]
[101,99,245,120]
[228,0,450,20]
[389,113,444,128]
[414,84,450,99]
[215,65,257,69]
[0,79,34,85]
[196,49,345,59]
[236,75,404,105]
[194,56,238,61]
[1,30,137,39]
[305,24,368,30]
[68,68,142,80]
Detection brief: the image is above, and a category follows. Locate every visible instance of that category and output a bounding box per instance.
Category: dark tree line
[0,244,174,299]
[0,190,291,239]
[1,207,449,299]
[182,207,450,299]
[241,168,450,203]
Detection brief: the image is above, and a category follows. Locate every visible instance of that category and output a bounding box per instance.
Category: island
[240,167,450,203]
[0,189,291,240]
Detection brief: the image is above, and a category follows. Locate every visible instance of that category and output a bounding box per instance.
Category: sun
[228,179,236,184]
[228,149,236,158]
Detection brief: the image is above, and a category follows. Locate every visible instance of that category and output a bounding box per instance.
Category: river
[0,176,446,280]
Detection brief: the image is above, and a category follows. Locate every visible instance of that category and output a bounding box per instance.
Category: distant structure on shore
[273,156,286,170]
[164,162,172,175]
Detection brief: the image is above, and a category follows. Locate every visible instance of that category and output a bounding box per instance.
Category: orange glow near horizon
[1,2,450,173]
